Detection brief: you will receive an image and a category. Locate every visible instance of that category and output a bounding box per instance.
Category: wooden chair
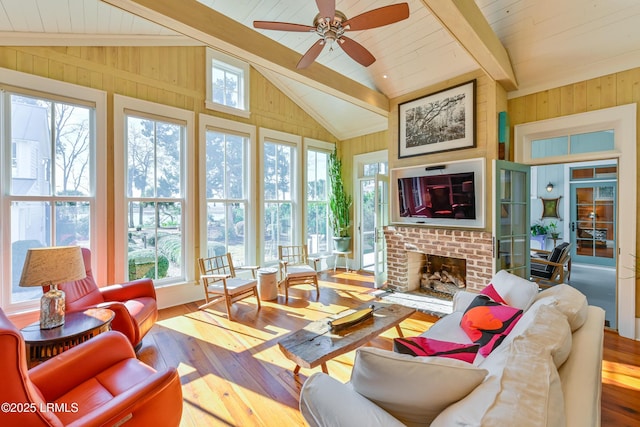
[278,245,320,300]
[530,242,572,288]
[198,253,261,320]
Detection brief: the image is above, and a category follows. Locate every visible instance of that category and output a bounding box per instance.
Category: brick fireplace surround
[384,225,494,293]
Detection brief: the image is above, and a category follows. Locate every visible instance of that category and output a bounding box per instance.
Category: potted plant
[548,221,560,239]
[328,147,352,252]
[530,221,549,236]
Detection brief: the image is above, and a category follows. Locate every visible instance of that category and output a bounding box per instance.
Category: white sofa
[299,270,605,427]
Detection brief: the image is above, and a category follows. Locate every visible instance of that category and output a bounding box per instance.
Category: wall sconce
[546,182,554,192]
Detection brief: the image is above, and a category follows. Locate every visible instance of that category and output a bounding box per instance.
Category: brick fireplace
[384,225,493,293]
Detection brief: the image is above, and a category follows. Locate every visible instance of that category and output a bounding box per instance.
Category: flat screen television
[390,158,485,228]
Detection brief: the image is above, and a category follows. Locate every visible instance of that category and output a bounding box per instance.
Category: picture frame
[540,196,562,219]
[398,80,476,159]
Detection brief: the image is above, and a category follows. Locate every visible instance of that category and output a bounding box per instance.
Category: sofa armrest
[100,278,156,302]
[559,305,605,427]
[300,373,405,427]
[29,331,135,400]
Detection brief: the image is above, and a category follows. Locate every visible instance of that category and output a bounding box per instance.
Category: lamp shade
[19,246,86,288]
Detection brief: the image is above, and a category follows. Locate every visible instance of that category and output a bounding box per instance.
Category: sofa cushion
[460,295,523,357]
[485,269,539,311]
[393,337,479,363]
[350,347,487,427]
[480,338,566,427]
[533,284,588,331]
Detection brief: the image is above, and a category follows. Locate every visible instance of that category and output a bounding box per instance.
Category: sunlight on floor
[602,360,640,390]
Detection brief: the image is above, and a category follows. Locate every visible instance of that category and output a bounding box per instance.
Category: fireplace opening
[420,254,467,296]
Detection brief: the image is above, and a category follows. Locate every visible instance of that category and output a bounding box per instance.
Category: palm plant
[328,147,352,238]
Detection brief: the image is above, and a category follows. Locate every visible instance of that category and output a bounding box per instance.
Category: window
[305,140,332,255]
[0,70,107,312]
[113,95,195,287]
[261,129,300,264]
[200,115,255,266]
[205,48,250,118]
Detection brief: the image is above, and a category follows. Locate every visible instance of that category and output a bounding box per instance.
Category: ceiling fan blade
[316,0,336,19]
[339,36,376,67]
[253,21,315,32]
[297,39,326,69]
[344,3,410,31]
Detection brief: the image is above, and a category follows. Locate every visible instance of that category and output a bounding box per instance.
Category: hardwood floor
[138,270,640,427]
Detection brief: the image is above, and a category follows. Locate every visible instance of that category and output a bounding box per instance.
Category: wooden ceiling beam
[420,0,518,91]
[100,0,389,115]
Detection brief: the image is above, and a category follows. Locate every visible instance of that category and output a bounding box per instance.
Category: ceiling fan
[253,0,410,69]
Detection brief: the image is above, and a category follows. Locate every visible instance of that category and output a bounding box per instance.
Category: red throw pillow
[393,337,480,363]
[480,283,508,305]
[460,295,523,357]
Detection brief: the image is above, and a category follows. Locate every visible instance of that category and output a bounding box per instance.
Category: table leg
[321,363,328,374]
[294,365,301,375]
[395,325,404,337]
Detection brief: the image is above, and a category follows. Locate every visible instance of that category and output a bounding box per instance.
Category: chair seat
[286,265,317,278]
[207,277,258,294]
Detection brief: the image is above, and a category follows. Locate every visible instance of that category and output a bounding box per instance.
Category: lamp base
[40,285,65,329]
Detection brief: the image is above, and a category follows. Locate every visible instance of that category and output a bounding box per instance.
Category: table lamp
[19,246,86,329]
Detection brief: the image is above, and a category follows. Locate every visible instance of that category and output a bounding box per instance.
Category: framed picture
[398,80,476,159]
[540,196,561,219]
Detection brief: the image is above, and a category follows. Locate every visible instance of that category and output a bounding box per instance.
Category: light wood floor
[137,270,640,427]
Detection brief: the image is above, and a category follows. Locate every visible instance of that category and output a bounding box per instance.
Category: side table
[333,250,352,272]
[21,308,115,368]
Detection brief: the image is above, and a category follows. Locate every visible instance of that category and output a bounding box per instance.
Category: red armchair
[0,308,183,426]
[55,248,158,350]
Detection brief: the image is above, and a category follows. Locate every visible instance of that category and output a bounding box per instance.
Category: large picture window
[114,95,195,288]
[204,128,250,265]
[0,71,107,312]
[261,129,300,264]
[305,141,332,256]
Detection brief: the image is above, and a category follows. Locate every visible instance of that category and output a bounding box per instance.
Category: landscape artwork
[399,80,476,158]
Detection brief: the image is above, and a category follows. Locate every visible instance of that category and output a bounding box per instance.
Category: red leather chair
[55,248,158,350]
[0,308,183,426]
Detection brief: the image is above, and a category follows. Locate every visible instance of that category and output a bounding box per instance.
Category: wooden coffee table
[278,303,416,375]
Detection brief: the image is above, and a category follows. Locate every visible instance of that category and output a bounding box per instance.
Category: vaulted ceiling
[2,0,640,139]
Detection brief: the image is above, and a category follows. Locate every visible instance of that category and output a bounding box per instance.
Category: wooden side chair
[530,242,572,288]
[198,253,261,320]
[278,245,320,301]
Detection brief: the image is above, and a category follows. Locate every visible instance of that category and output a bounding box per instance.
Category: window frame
[113,95,196,290]
[198,114,256,265]
[0,69,107,314]
[259,128,301,266]
[205,48,251,119]
[303,138,334,257]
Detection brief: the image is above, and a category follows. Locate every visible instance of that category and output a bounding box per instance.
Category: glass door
[374,174,389,287]
[570,180,616,267]
[359,178,376,272]
[493,160,531,278]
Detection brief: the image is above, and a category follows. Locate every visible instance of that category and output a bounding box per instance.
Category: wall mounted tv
[390,158,485,228]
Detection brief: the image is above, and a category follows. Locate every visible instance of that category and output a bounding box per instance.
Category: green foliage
[156,234,182,264]
[128,249,169,281]
[530,221,549,236]
[328,147,352,237]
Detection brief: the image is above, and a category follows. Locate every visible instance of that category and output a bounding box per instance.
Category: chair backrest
[0,308,62,426]
[199,253,236,279]
[278,245,309,266]
[56,247,105,311]
[548,243,572,276]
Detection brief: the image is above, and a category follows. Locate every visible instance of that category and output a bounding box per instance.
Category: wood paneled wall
[508,67,640,316]
[0,46,336,282]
